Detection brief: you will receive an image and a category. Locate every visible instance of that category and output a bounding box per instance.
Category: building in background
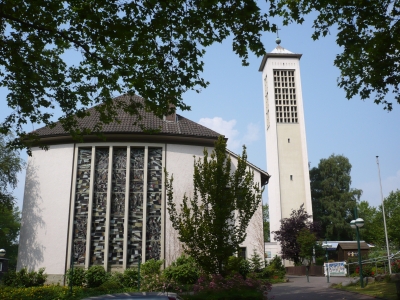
[260,39,313,263]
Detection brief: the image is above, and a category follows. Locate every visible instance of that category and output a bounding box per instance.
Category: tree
[310,154,362,240]
[270,0,400,110]
[0,0,273,151]
[0,205,21,269]
[357,200,383,246]
[381,190,400,249]
[273,205,319,265]
[263,203,270,243]
[297,227,317,266]
[166,136,263,274]
[0,135,24,210]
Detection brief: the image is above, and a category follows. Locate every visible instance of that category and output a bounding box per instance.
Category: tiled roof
[34,94,221,139]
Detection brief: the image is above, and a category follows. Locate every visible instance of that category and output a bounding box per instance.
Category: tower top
[258,34,302,71]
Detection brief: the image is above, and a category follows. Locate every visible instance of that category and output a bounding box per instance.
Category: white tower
[259,39,313,256]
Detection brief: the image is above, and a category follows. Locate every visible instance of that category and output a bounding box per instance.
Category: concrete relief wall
[18,144,74,276]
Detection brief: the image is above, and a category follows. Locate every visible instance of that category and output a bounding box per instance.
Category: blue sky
[1,15,399,211]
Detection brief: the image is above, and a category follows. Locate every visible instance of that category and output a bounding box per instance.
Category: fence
[346,251,400,276]
[285,266,324,276]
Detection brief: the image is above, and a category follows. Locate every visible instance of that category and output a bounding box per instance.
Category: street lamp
[350,217,365,288]
[322,241,332,283]
[0,249,5,257]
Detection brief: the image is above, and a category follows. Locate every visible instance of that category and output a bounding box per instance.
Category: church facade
[17,95,269,283]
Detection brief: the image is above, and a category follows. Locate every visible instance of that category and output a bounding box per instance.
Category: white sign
[324,262,347,277]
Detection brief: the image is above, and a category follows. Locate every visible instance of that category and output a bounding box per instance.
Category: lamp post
[350,218,365,288]
[322,240,332,283]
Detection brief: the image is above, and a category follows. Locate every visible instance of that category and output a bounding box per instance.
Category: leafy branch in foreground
[0,0,272,151]
[270,0,400,110]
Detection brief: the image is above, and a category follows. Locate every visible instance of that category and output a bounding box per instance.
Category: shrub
[268,255,285,273]
[238,258,251,278]
[193,273,271,298]
[97,279,123,292]
[140,259,164,277]
[2,267,47,287]
[391,259,400,273]
[141,273,182,292]
[85,265,108,288]
[249,250,263,273]
[123,267,139,288]
[66,267,86,287]
[164,255,199,284]
[225,256,241,275]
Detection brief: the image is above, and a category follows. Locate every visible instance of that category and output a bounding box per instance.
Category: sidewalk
[269,276,375,299]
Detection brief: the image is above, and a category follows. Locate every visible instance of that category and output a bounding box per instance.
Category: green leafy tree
[296,227,316,266]
[273,205,319,265]
[166,136,263,275]
[270,0,400,110]
[357,200,383,246]
[310,154,362,240]
[381,190,400,249]
[0,0,273,150]
[0,135,24,210]
[0,205,21,269]
[263,203,270,243]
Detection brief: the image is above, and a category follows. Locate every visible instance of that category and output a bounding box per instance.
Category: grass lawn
[333,281,399,300]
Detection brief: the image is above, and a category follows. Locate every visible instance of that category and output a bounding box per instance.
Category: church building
[17,94,269,283]
[259,39,313,262]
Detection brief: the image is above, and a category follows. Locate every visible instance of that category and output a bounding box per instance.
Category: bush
[66,267,86,287]
[224,256,251,278]
[164,255,199,285]
[268,256,285,273]
[140,259,164,277]
[391,259,400,273]
[2,267,47,287]
[192,273,271,298]
[85,265,108,288]
[249,250,263,273]
[123,267,139,288]
[97,279,123,292]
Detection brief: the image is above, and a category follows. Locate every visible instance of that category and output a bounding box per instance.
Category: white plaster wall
[277,124,307,218]
[165,145,265,264]
[18,144,75,276]
[165,144,207,265]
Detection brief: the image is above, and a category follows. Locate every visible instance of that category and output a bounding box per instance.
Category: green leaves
[310,154,361,241]
[166,136,262,274]
[270,0,400,110]
[0,0,271,151]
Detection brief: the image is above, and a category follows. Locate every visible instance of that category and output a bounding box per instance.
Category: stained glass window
[109,148,127,265]
[146,148,162,260]
[72,148,92,265]
[71,146,164,268]
[127,148,145,265]
[91,148,109,265]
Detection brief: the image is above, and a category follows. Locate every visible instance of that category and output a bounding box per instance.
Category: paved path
[269,276,376,300]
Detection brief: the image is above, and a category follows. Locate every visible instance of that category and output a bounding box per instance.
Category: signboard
[324,262,347,277]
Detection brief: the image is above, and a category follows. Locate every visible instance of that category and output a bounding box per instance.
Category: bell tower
[259,38,313,255]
